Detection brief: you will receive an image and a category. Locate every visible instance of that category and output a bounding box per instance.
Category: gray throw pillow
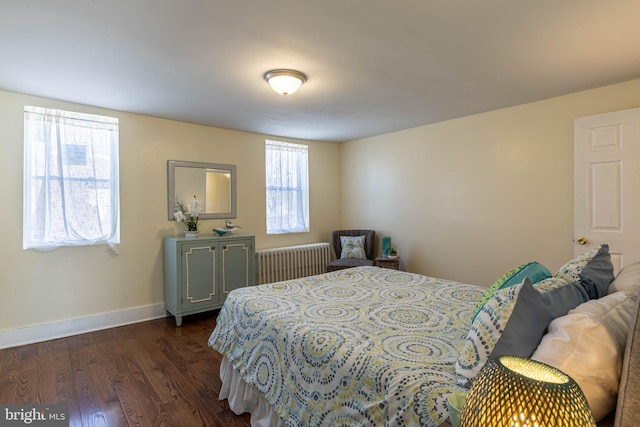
[490,278,588,359]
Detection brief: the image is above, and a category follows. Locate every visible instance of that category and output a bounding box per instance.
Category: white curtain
[23,106,120,252]
[265,140,309,234]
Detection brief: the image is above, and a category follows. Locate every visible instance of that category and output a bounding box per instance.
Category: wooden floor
[0,312,252,427]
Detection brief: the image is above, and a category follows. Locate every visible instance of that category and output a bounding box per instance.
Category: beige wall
[0,90,341,332]
[4,78,640,334]
[341,79,640,286]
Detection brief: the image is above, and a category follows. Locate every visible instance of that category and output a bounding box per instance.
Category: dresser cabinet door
[221,239,254,297]
[181,241,222,311]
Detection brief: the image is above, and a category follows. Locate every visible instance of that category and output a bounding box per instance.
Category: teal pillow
[471,262,552,322]
[340,235,366,259]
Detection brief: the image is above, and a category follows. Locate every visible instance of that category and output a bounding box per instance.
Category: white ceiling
[2,1,640,142]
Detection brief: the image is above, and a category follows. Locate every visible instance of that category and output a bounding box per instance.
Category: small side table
[375,256,400,270]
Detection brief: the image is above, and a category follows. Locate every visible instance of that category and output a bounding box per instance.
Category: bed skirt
[220,356,287,427]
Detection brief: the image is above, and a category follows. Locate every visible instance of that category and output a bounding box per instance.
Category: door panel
[221,240,252,295]
[574,107,640,274]
[182,242,220,307]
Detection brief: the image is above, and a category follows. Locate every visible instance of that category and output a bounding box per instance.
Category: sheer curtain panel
[265,140,309,234]
[23,106,120,252]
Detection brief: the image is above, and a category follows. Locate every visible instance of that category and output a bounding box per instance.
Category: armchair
[326,229,376,272]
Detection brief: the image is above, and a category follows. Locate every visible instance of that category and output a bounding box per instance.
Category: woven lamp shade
[460,355,596,427]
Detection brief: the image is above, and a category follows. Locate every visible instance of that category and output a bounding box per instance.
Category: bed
[208,245,640,427]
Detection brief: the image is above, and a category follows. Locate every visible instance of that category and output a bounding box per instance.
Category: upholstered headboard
[612,293,640,426]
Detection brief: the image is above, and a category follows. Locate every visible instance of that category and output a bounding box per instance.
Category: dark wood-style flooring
[0,312,252,427]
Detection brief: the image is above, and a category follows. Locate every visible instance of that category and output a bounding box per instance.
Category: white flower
[174,196,201,231]
[189,197,202,216]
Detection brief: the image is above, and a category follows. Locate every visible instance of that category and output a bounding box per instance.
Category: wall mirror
[167,160,236,220]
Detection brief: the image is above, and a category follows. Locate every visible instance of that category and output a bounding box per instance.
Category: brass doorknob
[576,237,588,245]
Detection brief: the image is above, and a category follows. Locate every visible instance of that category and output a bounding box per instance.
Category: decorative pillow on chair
[532,291,638,421]
[471,261,552,322]
[456,277,588,387]
[340,235,366,259]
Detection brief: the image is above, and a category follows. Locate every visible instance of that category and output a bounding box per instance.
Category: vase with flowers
[174,196,203,237]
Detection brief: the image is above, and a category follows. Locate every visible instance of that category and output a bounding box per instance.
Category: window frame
[265,139,310,235]
[23,106,120,252]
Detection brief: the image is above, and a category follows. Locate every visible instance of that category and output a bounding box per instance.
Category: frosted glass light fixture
[461,355,596,427]
[263,69,307,96]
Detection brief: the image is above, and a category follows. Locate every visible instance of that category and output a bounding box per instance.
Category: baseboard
[0,303,167,350]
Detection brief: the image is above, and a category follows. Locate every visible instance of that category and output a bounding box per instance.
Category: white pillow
[531,291,637,422]
[609,261,640,294]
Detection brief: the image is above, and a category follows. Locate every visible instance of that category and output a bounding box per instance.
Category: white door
[574,107,640,274]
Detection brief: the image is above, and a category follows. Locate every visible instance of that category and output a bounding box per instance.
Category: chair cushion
[327,258,375,271]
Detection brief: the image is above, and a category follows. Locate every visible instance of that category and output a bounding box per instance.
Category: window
[23,106,120,252]
[265,140,309,234]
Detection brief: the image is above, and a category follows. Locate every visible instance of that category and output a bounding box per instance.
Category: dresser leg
[175,316,182,327]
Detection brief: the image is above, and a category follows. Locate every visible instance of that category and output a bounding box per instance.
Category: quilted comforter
[208,266,484,426]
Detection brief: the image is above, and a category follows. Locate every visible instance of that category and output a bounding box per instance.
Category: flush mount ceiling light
[263,69,307,96]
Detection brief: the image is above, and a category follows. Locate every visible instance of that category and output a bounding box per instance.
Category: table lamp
[460,355,596,427]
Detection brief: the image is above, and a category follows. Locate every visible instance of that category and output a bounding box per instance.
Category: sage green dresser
[164,234,256,326]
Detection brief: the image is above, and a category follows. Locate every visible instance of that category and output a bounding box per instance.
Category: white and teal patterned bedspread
[208,266,484,427]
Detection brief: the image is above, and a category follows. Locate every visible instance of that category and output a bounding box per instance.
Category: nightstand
[375,256,400,270]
